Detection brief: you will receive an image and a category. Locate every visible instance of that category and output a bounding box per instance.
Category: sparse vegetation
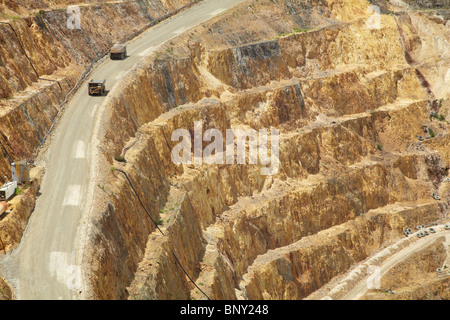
[274,26,312,39]
[1,13,21,20]
[114,155,126,163]
[429,128,436,138]
[293,27,310,33]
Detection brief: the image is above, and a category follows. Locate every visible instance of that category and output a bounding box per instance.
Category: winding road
[342,225,450,300]
[0,0,245,300]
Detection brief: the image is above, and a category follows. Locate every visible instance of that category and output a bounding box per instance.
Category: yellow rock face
[1,0,449,300]
[76,1,450,300]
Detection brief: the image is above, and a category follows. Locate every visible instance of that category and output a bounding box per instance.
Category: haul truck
[110,44,127,60]
[88,80,106,96]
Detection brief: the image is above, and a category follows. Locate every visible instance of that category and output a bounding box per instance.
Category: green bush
[293,27,310,33]
[114,155,126,163]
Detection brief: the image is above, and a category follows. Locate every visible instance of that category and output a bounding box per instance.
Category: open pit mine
[0,0,449,303]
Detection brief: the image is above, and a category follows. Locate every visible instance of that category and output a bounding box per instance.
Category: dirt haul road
[342,225,450,300]
[0,0,246,300]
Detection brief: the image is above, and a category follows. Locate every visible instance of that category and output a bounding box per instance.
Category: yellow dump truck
[110,44,127,60]
[88,79,106,96]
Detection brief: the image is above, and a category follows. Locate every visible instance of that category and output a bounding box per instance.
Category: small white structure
[11,161,30,184]
[0,181,17,201]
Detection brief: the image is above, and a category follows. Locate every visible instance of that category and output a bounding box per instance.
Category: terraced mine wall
[81,0,450,299]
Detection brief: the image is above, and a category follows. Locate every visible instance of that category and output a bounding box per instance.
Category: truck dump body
[110,44,127,60]
[88,80,106,96]
[0,181,17,201]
